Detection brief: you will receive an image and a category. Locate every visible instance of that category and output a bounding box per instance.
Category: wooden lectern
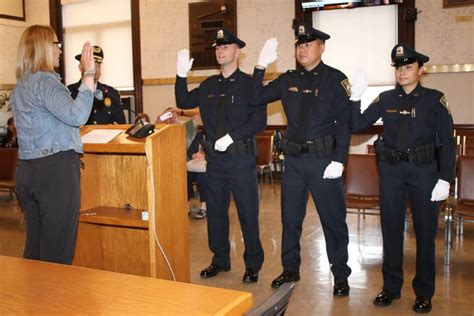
[73,125,190,282]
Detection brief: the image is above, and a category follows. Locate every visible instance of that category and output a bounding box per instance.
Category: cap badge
[93,46,101,53]
[217,30,224,39]
[396,46,404,57]
[298,25,305,36]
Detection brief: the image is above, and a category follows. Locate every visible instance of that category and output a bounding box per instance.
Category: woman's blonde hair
[16,25,56,79]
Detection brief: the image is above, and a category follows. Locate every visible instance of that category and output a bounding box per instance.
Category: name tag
[386,109,397,113]
[288,86,299,92]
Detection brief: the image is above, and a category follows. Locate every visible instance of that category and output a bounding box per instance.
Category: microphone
[118,96,155,138]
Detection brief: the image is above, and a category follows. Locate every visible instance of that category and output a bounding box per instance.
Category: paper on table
[81,129,124,144]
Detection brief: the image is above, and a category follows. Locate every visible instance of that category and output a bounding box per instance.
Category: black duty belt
[374,137,437,165]
[281,136,334,158]
[201,138,257,157]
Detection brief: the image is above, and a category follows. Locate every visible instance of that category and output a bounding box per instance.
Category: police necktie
[215,79,229,139]
[294,72,314,143]
[395,96,413,152]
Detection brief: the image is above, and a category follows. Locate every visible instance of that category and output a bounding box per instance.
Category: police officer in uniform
[175,28,266,283]
[350,44,456,313]
[250,24,352,295]
[68,46,125,125]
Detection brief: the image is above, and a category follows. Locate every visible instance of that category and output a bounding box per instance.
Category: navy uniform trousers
[379,160,440,298]
[281,154,351,279]
[206,152,264,272]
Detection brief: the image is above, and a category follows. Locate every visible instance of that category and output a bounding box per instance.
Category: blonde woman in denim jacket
[11,25,95,264]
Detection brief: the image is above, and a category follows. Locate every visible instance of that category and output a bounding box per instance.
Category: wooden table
[0,256,252,315]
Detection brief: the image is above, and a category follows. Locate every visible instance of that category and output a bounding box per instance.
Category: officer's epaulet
[241,72,251,79]
[101,83,117,93]
[370,95,380,105]
[340,78,351,97]
[439,95,451,115]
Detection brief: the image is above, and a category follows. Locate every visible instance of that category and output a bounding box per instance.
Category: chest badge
[104,97,112,107]
[399,110,410,115]
[288,86,299,92]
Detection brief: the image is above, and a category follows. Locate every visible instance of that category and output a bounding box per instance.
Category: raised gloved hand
[430,179,450,201]
[350,68,368,102]
[214,134,234,152]
[323,161,344,179]
[176,49,194,78]
[257,38,278,69]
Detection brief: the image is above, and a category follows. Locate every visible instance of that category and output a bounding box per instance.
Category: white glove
[350,68,368,102]
[430,179,450,201]
[214,134,234,152]
[257,38,278,68]
[323,161,344,179]
[176,49,194,78]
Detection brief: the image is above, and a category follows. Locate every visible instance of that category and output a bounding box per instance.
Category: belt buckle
[300,143,309,153]
[398,151,409,161]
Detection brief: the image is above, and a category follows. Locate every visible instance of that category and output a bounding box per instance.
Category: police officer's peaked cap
[212,27,246,48]
[294,23,330,44]
[74,45,104,64]
[391,44,429,67]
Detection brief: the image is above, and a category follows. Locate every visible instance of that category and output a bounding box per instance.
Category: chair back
[457,155,474,202]
[0,148,18,184]
[464,145,474,156]
[366,144,376,154]
[345,154,379,197]
[256,135,274,167]
[244,282,295,316]
[465,135,474,146]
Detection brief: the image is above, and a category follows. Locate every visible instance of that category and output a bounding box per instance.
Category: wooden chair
[464,145,474,156]
[244,282,295,316]
[366,144,376,154]
[256,135,275,192]
[0,148,19,200]
[445,155,474,265]
[344,154,380,222]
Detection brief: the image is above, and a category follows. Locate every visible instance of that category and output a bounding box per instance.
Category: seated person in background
[157,107,207,219]
[2,117,18,148]
[135,113,150,124]
[186,131,207,219]
[68,45,126,125]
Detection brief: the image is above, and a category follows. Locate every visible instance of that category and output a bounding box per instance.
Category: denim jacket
[11,71,94,160]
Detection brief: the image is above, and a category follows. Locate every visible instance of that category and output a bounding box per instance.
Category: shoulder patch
[370,95,380,105]
[340,79,351,97]
[439,95,451,114]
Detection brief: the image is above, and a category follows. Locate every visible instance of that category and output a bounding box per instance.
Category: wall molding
[142,72,282,86]
[425,63,474,74]
[0,84,15,90]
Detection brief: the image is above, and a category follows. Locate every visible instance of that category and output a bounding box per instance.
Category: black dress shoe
[373,290,401,306]
[333,278,350,297]
[242,269,259,283]
[200,264,230,278]
[413,296,432,313]
[271,271,300,288]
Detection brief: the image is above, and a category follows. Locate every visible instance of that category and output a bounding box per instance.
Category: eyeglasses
[53,41,62,49]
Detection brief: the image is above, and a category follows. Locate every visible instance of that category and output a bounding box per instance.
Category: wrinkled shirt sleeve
[39,74,94,127]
